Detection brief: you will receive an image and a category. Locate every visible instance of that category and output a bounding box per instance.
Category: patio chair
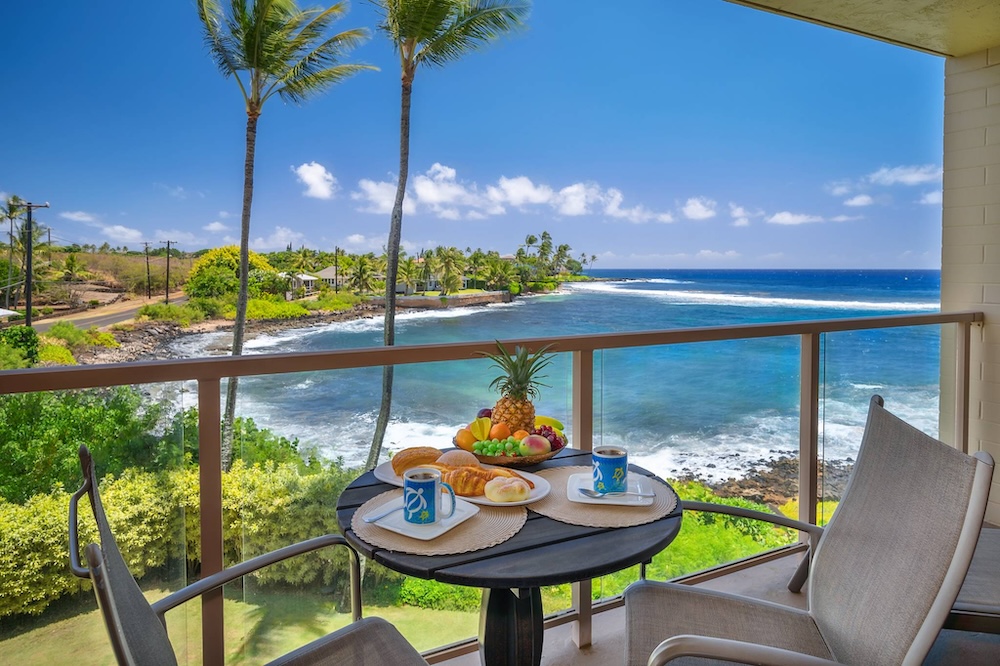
[69,444,427,666]
[625,395,994,666]
[946,525,1000,634]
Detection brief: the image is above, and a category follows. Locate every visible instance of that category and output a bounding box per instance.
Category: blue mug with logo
[403,467,457,525]
[593,447,628,493]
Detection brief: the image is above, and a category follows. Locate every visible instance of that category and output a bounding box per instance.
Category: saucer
[566,472,655,506]
[365,496,479,540]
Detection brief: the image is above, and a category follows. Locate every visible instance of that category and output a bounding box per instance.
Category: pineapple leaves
[480,340,554,400]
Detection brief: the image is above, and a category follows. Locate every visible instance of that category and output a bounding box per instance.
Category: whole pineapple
[481,341,554,435]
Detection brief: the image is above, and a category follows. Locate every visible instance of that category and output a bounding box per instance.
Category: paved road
[33,296,188,333]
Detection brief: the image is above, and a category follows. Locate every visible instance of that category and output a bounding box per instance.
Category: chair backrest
[70,445,178,666]
[809,396,993,665]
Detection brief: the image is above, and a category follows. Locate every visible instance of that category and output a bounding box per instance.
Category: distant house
[279,272,319,295]
[315,265,346,289]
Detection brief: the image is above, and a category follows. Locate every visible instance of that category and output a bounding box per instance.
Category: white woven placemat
[351,489,527,556]
[530,466,678,528]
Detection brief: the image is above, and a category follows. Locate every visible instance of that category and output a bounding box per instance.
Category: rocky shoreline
[692,456,853,505]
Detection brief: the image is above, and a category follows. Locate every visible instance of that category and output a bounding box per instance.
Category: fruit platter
[454,412,567,467]
[455,341,567,467]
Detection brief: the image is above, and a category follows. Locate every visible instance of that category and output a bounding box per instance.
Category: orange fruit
[455,429,477,451]
[512,429,531,441]
[489,423,511,440]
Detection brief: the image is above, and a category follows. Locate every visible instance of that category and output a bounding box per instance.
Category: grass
[0,586,478,665]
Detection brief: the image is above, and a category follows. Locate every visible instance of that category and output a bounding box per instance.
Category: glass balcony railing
[0,311,980,664]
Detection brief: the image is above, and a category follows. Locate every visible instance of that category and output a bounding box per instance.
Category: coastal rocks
[710,456,853,506]
[74,322,187,364]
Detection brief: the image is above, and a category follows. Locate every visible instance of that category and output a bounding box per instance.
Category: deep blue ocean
[170,269,942,481]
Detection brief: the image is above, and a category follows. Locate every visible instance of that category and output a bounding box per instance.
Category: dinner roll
[390,447,443,476]
[484,477,531,503]
[437,449,480,468]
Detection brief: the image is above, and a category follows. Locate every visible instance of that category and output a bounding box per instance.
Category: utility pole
[161,240,173,304]
[5,205,15,310]
[334,245,339,294]
[143,242,152,298]
[21,201,50,327]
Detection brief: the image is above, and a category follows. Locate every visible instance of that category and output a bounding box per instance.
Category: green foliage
[86,328,120,348]
[0,341,29,369]
[249,269,290,298]
[186,246,276,298]
[0,492,92,617]
[244,298,310,320]
[0,387,165,503]
[44,321,89,348]
[398,578,480,612]
[137,302,205,326]
[37,344,76,366]
[674,480,795,548]
[189,296,229,318]
[779,499,839,527]
[0,325,40,364]
[306,292,363,312]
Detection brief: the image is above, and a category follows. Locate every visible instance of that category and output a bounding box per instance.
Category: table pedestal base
[479,587,543,666]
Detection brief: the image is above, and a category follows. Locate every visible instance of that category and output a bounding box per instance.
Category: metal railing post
[799,334,820,528]
[954,321,972,453]
[198,378,225,665]
[571,349,594,647]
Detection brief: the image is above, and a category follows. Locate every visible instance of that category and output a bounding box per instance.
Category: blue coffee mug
[403,467,457,524]
[593,447,628,493]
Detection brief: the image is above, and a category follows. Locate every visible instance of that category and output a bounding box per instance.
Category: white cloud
[729,203,762,227]
[682,197,717,220]
[293,161,338,199]
[843,194,874,207]
[487,176,553,207]
[603,188,673,223]
[918,190,942,205]
[218,210,231,219]
[354,165,671,222]
[203,221,228,232]
[154,229,201,246]
[867,164,942,186]
[156,184,188,199]
[346,233,366,245]
[102,224,144,243]
[767,211,824,225]
[825,180,853,196]
[352,178,416,215]
[61,211,97,222]
[250,225,304,251]
[696,249,740,259]
[830,214,863,222]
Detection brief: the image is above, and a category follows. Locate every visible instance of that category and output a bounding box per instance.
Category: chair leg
[787,547,810,593]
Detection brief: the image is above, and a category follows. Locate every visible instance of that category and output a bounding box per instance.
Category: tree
[398,256,421,294]
[366,0,529,470]
[348,253,377,294]
[436,246,465,295]
[197,0,373,469]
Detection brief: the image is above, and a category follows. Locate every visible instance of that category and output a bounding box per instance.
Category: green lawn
[0,588,478,665]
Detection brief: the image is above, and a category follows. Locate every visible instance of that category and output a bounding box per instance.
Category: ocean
[167,269,942,482]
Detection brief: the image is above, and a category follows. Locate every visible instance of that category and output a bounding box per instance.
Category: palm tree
[197,0,373,469]
[398,256,421,294]
[365,0,529,469]
[292,245,316,273]
[436,246,465,295]
[2,196,23,310]
[349,253,377,294]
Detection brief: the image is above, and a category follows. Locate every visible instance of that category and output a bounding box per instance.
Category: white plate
[373,460,550,507]
[566,472,655,506]
[365,496,480,540]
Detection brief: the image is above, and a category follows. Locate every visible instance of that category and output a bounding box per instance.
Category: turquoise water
[170,269,942,481]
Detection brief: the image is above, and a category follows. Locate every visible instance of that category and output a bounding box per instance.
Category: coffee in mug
[592,447,628,493]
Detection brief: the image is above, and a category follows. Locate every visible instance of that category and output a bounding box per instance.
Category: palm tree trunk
[366,74,413,471]
[222,111,259,471]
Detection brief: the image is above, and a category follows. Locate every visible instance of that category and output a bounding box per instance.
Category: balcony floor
[438,550,1000,665]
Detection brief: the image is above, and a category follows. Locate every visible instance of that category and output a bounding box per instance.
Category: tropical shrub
[37,343,76,366]
[44,321,89,348]
[137,302,205,326]
[0,341,29,369]
[186,246,278,298]
[398,578,480,611]
[86,328,120,348]
[306,292,363,312]
[242,298,309,320]
[0,325,39,364]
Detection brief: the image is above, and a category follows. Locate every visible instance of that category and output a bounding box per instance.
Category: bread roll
[390,447,443,476]
[484,477,531,503]
[437,449,480,468]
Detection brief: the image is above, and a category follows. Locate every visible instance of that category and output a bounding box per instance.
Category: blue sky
[2,1,946,269]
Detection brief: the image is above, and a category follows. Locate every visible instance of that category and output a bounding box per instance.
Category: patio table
[336,448,683,666]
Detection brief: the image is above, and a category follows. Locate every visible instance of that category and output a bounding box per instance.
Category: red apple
[477,408,493,419]
[518,434,551,456]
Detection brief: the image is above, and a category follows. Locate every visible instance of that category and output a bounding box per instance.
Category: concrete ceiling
[726,0,1000,57]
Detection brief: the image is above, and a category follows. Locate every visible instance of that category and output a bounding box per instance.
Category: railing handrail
[0,310,981,395]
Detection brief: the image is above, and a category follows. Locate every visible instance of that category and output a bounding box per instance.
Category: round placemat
[351,489,527,556]
[531,466,678,528]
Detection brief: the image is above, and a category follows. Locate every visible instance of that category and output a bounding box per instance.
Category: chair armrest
[151,534,361,621]
[681,501,824,539]
[649,635,841,666]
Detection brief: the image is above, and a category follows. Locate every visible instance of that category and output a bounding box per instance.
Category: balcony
[0,310,985,664]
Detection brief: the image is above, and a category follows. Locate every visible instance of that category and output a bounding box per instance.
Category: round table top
[335,448,683,588]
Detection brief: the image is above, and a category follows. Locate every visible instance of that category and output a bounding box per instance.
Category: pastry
[437,450,480,468]
[484,477,531,502]
[440,465,494,496]
[390,446,443,476]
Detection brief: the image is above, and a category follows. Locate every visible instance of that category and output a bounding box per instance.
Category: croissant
[430,465,536,497]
